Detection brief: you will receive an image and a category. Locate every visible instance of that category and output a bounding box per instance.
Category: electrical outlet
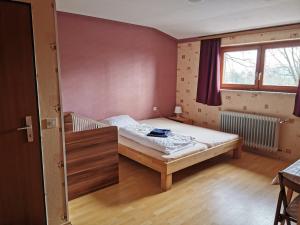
[153,106,158,111]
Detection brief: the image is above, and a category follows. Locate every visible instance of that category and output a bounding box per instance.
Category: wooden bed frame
[118,138,242,191]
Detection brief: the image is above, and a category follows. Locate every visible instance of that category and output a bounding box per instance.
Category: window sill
[220,89,296,96]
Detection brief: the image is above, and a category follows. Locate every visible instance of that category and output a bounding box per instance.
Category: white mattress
[119,124,204,154]
[119,118,239,162]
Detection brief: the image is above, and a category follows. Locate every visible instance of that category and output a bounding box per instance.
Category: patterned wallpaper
[176,28,300,160]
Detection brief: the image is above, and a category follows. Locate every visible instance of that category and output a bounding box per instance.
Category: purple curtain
[196,38,221,106]
[294,80,300,117]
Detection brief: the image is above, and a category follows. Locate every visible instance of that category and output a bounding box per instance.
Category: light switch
[46,118,57,129]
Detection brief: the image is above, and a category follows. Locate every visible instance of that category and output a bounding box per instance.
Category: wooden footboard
[119,138,242,191]
[64,112,119,200]
[66,127,119,200]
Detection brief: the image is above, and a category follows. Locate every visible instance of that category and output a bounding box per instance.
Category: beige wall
[177,28,300,160]
[15,1,69,224]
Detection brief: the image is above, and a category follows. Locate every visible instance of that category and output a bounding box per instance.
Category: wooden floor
[69,151,291,225]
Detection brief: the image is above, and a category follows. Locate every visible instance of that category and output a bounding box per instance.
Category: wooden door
[0,1,46,225]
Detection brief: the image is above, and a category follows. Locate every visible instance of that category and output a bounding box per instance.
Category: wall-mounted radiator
[220,111,280,152]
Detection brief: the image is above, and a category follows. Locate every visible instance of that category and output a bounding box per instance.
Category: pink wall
[57,12,177,120]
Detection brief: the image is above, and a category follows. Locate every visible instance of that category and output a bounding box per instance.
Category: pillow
[101,115,139,127]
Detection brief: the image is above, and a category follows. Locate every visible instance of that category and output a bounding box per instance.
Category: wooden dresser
[64,113,119,200]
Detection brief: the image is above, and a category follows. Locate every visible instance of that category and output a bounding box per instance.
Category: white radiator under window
[220,111,280,152]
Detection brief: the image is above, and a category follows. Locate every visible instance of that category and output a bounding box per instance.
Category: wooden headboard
[63,112,119,200]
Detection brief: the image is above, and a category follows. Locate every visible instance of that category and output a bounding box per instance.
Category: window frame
[220,40,300,93]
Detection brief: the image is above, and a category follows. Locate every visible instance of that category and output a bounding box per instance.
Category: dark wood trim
[220,40,300,93]
[178,23,300,43]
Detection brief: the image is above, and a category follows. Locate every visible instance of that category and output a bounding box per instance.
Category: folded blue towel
[147,128,171,138]
[152,128,170,134]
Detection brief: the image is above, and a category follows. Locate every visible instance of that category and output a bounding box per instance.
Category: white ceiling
[56,0,300,39]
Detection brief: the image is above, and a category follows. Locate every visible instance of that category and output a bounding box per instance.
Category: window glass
[263,46,300,86]
[223,50,258,85]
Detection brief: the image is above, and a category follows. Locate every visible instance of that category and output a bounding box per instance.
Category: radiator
[220,111,280,152]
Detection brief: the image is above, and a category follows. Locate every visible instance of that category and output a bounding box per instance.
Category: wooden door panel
[0,2,46,225]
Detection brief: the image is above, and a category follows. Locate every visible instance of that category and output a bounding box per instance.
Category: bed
[117,117,242,191]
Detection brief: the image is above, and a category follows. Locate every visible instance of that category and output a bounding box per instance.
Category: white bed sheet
[119,118,239,162]
[119,123,202,154]
[141,118,239,148]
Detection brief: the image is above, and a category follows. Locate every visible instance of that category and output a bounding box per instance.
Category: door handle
[17,125,32,131]
[17,116,34,142]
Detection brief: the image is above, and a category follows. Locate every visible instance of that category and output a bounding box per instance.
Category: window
[221,41,300,92]
[222,48,258,86]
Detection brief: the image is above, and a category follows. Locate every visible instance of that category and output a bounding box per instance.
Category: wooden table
[274,159,300,225]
